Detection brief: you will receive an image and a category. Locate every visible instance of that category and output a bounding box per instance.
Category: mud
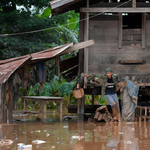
[0,109,150,150]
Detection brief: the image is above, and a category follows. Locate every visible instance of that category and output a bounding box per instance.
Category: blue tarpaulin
[121,80,139,122]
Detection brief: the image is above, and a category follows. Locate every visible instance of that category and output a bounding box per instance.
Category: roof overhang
[50,0,102,15]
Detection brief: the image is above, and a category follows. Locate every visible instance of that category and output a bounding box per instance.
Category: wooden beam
[142,13,146,49]
[132,0,136,8]
[80,8,150,13]
[118,13,122,49]
[59,40,94,55]
[90,2,150,8]
[139,83,150,86]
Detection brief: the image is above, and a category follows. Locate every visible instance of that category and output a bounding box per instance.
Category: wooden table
[23,96,63,121]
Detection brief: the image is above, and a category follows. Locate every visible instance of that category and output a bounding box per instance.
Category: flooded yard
[0,108,150,150]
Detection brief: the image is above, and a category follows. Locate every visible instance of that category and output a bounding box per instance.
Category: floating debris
[32,140,46,144]
[35,130,41,133]
[63,117,72,121]
[72,136,84,140]
[119,132,123,134]
[63,126,69,128]
[0,139,13,146]
[17,143,32,150]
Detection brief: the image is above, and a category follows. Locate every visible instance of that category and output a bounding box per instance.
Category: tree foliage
[0,0,79,60]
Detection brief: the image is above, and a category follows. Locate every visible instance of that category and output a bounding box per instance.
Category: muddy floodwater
[0,108,150,150]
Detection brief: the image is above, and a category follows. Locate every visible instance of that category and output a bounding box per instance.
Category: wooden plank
[80,7,150,13]
[142,13,146,49]
[123,34,141,41]
[59,40,94,55]
[123,29,142,34]
[118,13,122,49]
[122,41,142,46]
[88,64,150,75]
[90,2,150,8]
[132,0,136,8]
[120,60,144,64]
[55,56,60,76]
[139,83,150,86]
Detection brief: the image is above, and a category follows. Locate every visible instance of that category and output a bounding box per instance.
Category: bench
[23,96,63,121]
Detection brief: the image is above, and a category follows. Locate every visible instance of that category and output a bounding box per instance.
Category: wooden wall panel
[88,15,150,83]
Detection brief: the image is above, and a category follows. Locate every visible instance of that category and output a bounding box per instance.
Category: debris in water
[126,141,132,144]
[72,136,84,140]
[0,139,13,146]
[36,117,41,121]
[32,140,46,144]
[63,126,69,128]
[119,132,123,134]
[52,146,55,148]
[17,143,32,150]
[35,130,41,133]
[63,117,72,121]
[46,133,50,137]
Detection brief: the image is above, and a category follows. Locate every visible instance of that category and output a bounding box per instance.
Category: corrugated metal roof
[0,43,73,83]
[0,56,31,83]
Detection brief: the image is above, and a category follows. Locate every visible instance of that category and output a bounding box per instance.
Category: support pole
[132,0,136,8]
[118,13,122,49]
[78,13,84,75]
[142,13,146,49]
[84,0,89,74]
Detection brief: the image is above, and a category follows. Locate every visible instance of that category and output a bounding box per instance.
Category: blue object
[36,61,44,83]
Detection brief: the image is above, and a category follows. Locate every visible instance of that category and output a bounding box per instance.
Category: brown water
[0,109,150,150]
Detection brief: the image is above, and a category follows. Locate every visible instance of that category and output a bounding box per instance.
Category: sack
[73,83,84,99]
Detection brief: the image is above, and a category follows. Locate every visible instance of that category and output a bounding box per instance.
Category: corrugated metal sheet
[0,43,73,83]
[0,56,31,83]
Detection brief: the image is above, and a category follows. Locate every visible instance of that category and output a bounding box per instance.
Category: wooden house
[50,0,150,115]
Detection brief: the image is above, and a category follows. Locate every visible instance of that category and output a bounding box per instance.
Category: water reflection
[0,112,150,149]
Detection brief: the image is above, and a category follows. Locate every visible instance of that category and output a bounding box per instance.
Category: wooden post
[55,56,60,77]
[8,78,13,124]
[132,0,136,8]
[44,101,47,121]
[142,13,146,49]
[84,0,89,74]
[78,13,84,75]
[2,83,7,123]
[92,95,94,106]
[44,101,46,114]
[0,83,5,123]
[24,99,26,111]
[118,13,122,49]
[78,97,85,115]
[59,100,62,121]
